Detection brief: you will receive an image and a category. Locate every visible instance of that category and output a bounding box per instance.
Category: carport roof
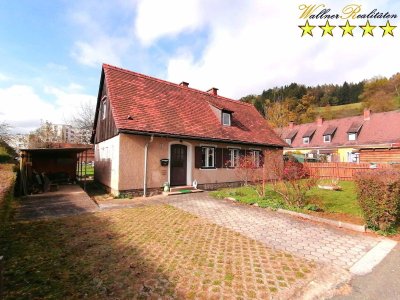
[20,147,91,154]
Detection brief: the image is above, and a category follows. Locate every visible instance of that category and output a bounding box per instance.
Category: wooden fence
[304,162,392,180]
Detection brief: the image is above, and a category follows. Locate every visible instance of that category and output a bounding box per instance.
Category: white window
[102,100,107,120]
[252,150,261,168]
[303,137,310,144]
[229,148,240,167]
[201,147,215,168]
[348,133,357,141]
[285,138,292,145]
[323,135,331,143]
[222,112,231,126]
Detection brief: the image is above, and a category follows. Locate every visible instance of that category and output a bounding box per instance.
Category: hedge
[354,169,400,231]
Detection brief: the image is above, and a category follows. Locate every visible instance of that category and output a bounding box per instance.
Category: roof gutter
[143,134,154,197]
[119,129,285,148]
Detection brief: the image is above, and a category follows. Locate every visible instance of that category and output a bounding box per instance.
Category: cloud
[134,0,400,98]
[135,0,202,46]
[0,73,10,81]
[0,84,96,133]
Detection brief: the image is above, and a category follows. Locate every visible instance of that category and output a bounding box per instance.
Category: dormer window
[347,122,362,141]
[323,135,331,143]
[348,133,357,141]
[323,125,336,143]
[302,128,315,144]
[285,130,298,146]
[222,111,231,126]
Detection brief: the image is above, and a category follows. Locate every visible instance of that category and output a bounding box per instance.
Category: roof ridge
[102,63,253,108]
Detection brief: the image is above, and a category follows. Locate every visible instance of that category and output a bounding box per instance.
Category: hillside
[313,103,364,121]
[240,73,400,127]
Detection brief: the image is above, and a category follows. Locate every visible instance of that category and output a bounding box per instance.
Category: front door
[170,144,187,186]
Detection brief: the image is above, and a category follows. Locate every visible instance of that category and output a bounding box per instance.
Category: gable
[92,76,118,144]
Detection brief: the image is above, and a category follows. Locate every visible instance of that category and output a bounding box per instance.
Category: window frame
[303,137,310,144]
[222,112,231,126]
[101,99,107,120]
[348,133,357,141]
[323,134,331,143]
[229,148,240,168]
[201,146,215,169]
[285,138,292,145]
[251,150,261,168]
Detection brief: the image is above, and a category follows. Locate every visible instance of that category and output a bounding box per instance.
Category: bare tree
[70,100,95,143]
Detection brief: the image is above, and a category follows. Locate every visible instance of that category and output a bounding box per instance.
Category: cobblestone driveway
[167,193,381,269]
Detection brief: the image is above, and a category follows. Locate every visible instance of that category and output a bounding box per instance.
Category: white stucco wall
[94,135,120,193]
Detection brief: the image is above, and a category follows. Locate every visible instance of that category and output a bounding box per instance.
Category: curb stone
[277,209,367,233]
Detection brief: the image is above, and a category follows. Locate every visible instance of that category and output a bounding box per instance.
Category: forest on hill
[240,73,400,128]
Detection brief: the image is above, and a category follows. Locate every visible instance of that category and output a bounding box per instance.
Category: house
[279,109,400,164]
[91,64,286,196]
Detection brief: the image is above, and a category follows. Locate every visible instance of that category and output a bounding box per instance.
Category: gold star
[319,20,335,37]
[299,20,315,37]
[360,20,376,37]
[340,20,356,37]
[380,21,396,37]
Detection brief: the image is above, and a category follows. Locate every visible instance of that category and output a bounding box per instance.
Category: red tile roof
[280,110,400,149]
[99,64,286,147]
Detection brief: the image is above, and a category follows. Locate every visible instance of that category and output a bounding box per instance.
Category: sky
[1,0,400,133]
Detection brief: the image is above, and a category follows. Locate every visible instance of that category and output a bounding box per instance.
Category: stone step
[163,188,203,196]
[169,186,196,193]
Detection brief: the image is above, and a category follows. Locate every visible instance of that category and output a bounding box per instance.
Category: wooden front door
[170,144,187,186]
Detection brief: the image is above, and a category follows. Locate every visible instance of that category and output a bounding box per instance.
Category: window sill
[200,167,217,170]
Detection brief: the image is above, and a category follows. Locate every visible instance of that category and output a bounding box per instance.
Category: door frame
[168,141,192,186]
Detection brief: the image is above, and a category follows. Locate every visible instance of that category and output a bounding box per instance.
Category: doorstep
[163,185,203,196]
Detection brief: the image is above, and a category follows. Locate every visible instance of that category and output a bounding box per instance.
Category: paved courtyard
[167,193,382,269]
[15,184,99,220]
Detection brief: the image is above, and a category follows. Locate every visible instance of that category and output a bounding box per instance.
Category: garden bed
[210,181,364,225]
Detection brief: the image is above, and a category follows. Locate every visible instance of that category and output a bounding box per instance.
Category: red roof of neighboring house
[96,64,285,147]
[280,110,400,149]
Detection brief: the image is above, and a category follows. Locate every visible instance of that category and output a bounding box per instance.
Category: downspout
[143,135,154,197]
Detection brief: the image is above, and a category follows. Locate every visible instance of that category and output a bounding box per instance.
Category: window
[102,99,107,120]
[229,148,240,167]
[285,138,292,145]
[251,150,261,168]
[323,135,331,143]
[348,133,357,141]
[303,137,310,144]
[201,147,215,168]
[222,112,231,126]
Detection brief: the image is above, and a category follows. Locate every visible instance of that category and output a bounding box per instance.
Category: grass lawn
[211,181,364,225]
[2,205,316,299]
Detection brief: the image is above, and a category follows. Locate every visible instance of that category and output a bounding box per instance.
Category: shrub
[354,169,400,231]
[271,161,317,208]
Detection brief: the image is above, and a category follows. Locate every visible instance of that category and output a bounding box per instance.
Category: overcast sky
[1,0,400,133]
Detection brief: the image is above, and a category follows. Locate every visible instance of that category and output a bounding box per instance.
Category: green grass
[313,103,363,121]
[308,181,362,216]
[211,181,362,217]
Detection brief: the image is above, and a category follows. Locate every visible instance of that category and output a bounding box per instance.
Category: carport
[19,146,91,196]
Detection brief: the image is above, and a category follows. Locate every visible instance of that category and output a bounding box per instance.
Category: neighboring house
[91,64,286,196]
[279,109,400,164]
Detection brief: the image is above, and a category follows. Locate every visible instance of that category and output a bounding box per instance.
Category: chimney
[316,116,324,126]
[207,87,218,96]
[179,81,189,87]
[289,121,294,129]
[364,108,371,120]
